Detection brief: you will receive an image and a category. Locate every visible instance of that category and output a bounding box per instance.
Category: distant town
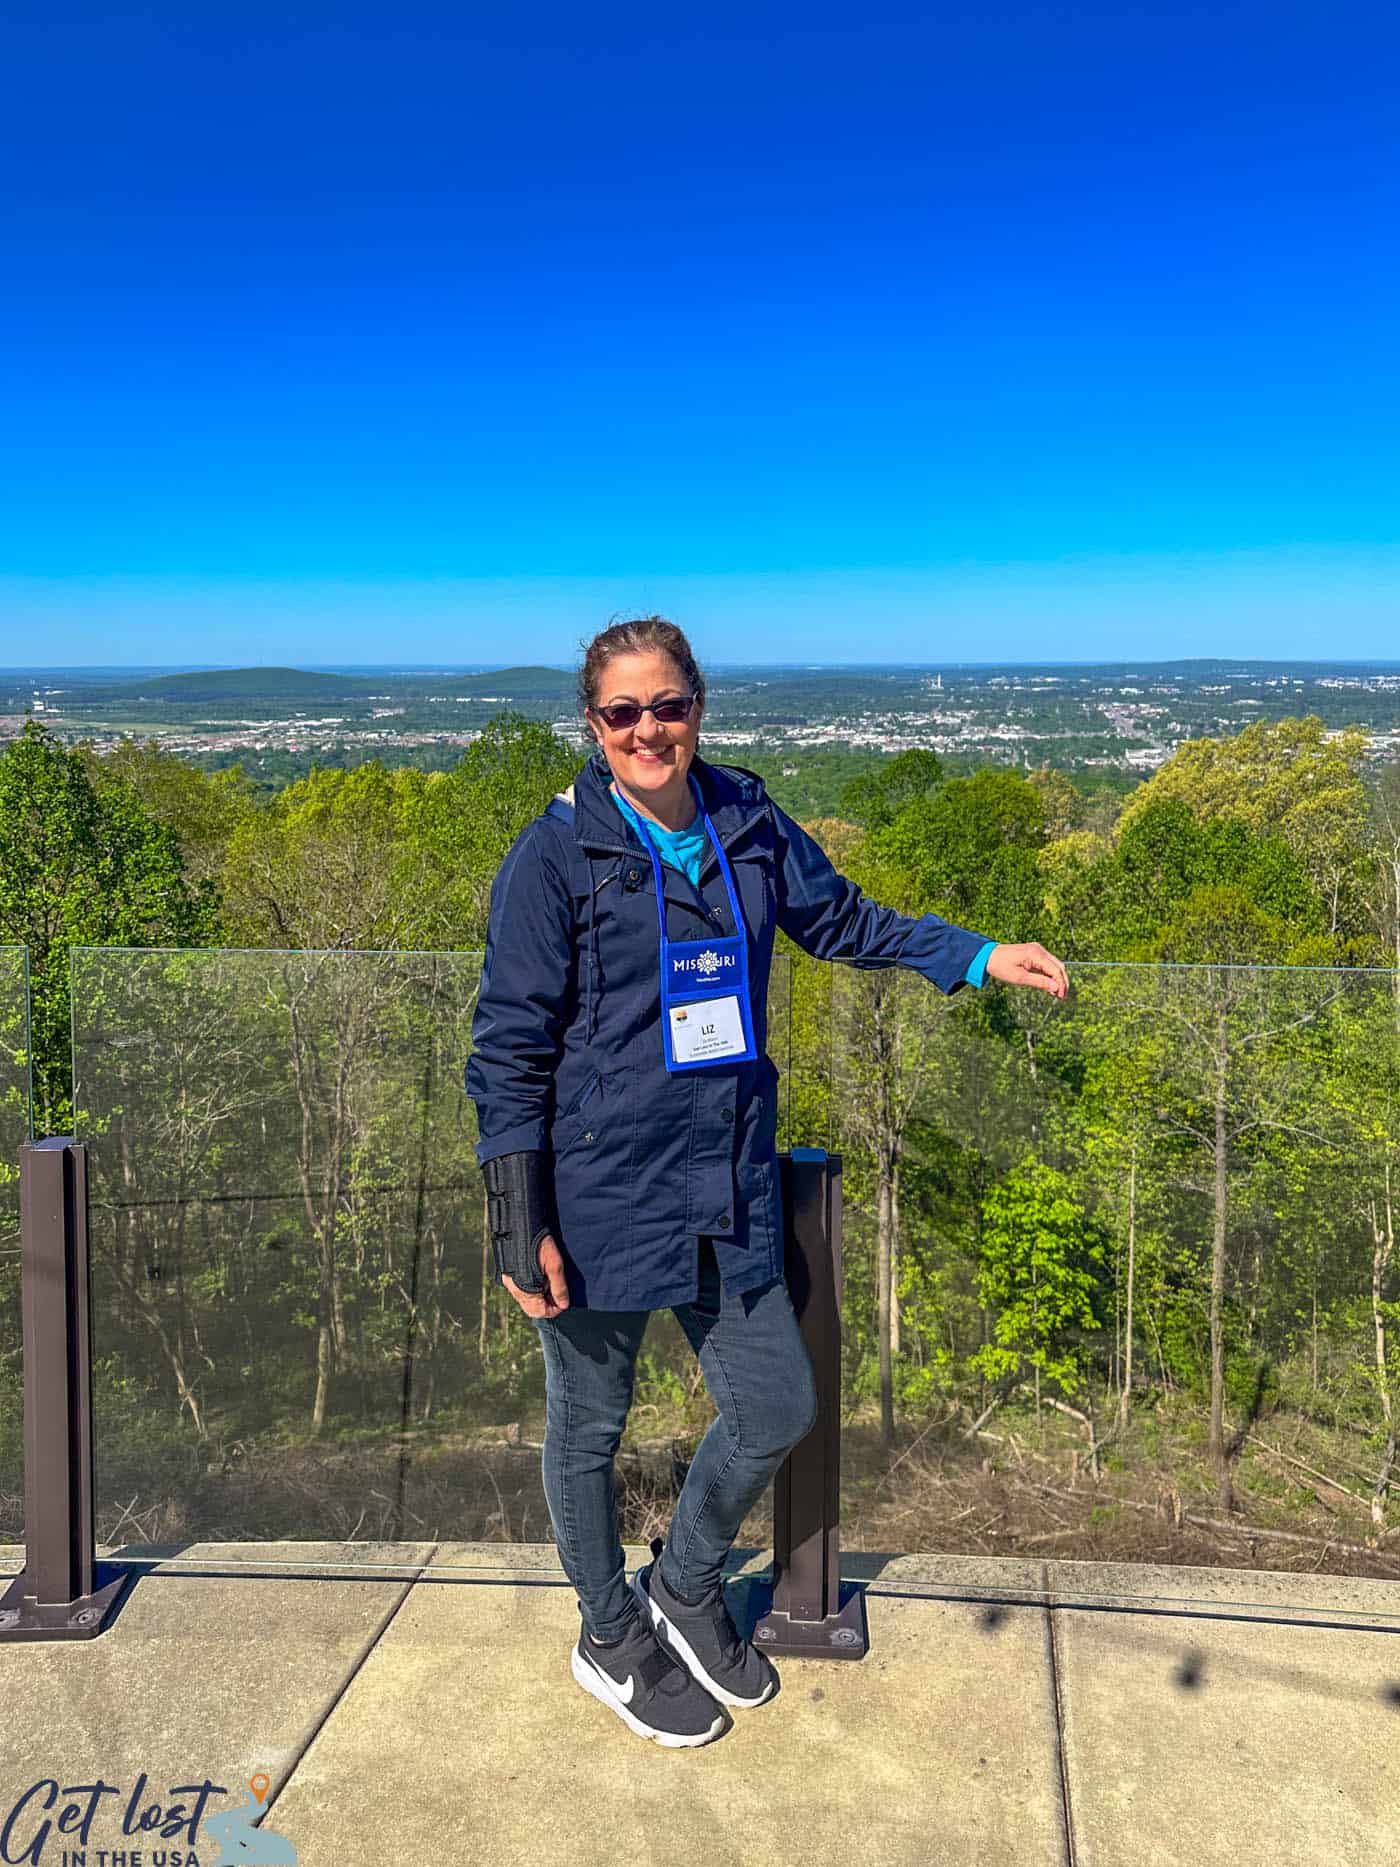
[6,660,1400,793]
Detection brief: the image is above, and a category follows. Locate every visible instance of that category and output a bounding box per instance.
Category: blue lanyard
[636,780,748,952]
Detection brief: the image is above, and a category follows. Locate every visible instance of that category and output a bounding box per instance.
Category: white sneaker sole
[632,1571,777,1710]
[570,1646,726,1748]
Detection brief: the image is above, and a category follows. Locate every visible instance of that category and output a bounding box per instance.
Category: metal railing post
[751,1147,868,1658]
[0,1140,129,1641]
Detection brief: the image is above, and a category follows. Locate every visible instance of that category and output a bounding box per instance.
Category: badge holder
[641,788,758,1074]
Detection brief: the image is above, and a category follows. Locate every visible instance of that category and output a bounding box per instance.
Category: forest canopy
[2,711,1400,1578]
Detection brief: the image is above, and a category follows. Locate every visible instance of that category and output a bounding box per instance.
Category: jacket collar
[566,749,766,861]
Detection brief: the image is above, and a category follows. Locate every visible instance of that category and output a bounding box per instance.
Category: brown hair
[577,616,707,730]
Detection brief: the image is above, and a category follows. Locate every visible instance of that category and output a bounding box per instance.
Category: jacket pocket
[755,1053,780,1151]
[551,1071,605,1157]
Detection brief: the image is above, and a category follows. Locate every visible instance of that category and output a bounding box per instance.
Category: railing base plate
[747,1577,869,1660]
[0,1561,130,1642]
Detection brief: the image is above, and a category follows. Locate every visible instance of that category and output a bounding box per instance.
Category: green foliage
[5,708,1400,1555]
[1052,796,1334,963]
[1117,715,1374,949]
[1158,1292,1280,1422]
[839,749,944,830]
[872,768,1048,935]
[0,721,220,1131]
[84,737,258,885]
[217,714,577,952]
[972,1161,1108,1396]
[406,714,579,946]
[633,1348,690,1417]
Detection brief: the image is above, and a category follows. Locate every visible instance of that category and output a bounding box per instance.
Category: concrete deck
[2,1541,1399,1866]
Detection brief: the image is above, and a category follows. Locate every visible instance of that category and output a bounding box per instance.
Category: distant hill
[80,663,577,703]
[445,666,574,697]
[105,667,380,703]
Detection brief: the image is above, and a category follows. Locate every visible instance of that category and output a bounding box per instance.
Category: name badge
[669,994,747,1064]
[637,780,760,1074]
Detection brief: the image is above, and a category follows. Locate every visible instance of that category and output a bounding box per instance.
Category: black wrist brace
[482,1151,553,1294]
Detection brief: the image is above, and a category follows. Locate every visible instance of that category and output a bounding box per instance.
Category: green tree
[839,748,944,830]
[972,1161,1108,1419]
[1078,964,1339,1509]
[1323,980,1400,1522]
[220,759,435,950]
[83,736,257,887]
[1026,764,1084,841]
[873,768,1047,936]
[1368,756,1400,1017]
[835,962,947,1446]
[1055,797,1334,965]
[0,721,220,1132]
[406,715,580,947]
[1116,716,1373,948]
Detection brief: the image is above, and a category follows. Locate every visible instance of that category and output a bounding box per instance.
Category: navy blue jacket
[465,750,989,1310]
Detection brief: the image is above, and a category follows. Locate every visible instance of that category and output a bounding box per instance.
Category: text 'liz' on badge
[669,994,746,1064]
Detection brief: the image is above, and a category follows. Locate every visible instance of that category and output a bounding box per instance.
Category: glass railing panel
[781,945,836,1155]
[0,946,30,1237]
[63,941,1400,1604]
[66,943,805,1574]
[0,946,31,1538]
[70,947,510,1569]
[828,960,1400,1611]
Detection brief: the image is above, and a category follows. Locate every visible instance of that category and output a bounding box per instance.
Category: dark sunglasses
[591,695,697,731]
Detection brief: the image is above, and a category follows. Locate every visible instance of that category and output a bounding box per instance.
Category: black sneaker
[632,1537,777,1710]
[570,1610,727,1748]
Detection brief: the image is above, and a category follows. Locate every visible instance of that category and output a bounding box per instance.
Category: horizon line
[9,656,1400,676]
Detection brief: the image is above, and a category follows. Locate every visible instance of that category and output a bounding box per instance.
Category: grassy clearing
[15,1378,1389,1589]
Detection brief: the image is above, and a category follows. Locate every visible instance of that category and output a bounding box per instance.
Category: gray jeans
[532,1239,818,1639]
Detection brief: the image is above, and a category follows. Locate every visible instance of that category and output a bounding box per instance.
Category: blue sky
[4,2,1399,666]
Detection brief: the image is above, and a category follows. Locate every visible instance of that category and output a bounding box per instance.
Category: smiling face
[586,647,703,809]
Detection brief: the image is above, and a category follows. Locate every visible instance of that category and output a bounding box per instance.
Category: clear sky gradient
[4,2,1399,666]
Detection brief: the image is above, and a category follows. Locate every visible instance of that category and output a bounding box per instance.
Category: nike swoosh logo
[587,1652,636,1703]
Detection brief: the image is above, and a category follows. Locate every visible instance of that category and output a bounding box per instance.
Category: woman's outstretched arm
[770,801,1067,998]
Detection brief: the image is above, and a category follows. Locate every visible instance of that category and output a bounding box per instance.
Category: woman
[465,617,1067,1749]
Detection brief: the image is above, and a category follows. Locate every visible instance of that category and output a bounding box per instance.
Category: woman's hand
[502,1233,572,1320]
[985,942,1069,1000]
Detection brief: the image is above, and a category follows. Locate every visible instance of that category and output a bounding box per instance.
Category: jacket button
[721,1107,734,1123]
[627,868,642,885]
[715,1213,732,1230]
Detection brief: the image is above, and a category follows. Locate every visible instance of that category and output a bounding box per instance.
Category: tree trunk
[890,1163,901,1359]
[1209,1016,1232,1512]
[1371,1170,1396,1529]
[313,1303,331,1433]
[1120,1146,1137,1429]
[287,987,344,1433]
[327,1050,353,1362]
[877,1161,895,1449]
[116,1127,206,1436]
[1147,1302,1170,1391]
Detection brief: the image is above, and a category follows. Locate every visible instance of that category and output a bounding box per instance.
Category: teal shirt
[610,784,998,989]
[610,785,710,887]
